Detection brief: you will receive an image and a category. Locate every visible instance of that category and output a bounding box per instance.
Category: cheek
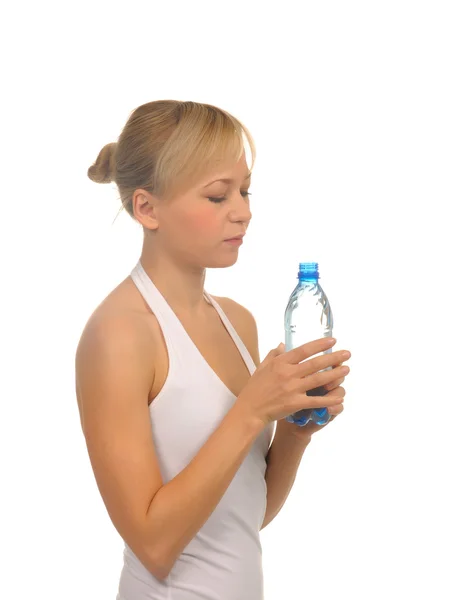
[180,208,219,234]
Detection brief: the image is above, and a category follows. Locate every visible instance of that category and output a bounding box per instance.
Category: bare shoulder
[211,295,260,366]
[76,311,153,413]
[76,276,160,360]
[75,278,159,420]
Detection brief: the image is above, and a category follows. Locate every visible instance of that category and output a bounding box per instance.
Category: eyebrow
[203,172,252,187]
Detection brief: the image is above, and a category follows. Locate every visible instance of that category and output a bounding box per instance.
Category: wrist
[276,419,312,445]
[230,402,267,437]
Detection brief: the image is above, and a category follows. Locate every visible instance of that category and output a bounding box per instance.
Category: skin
[130,151,347,437]
[132,152,253,319]
[74,149,350,576]
[85,150,348,435]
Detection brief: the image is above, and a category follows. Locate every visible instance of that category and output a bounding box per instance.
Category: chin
[203,252,239,269]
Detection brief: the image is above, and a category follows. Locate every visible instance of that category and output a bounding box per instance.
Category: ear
[133,189,160,231]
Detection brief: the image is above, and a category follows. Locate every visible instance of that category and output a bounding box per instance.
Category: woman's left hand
[282,375,347,441]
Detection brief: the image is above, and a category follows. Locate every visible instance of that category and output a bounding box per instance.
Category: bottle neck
[298,262,319,282]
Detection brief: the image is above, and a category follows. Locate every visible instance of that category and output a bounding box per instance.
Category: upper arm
[75,313,163,572]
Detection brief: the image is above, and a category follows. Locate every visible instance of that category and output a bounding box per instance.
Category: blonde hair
[87,100,256,223]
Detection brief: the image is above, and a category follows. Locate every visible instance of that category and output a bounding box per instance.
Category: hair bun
[87,142,117,184]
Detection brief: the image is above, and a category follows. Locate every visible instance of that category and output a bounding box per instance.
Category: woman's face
[149,153,253,269]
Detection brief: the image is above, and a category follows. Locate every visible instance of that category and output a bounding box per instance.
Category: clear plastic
[284,263,334,426]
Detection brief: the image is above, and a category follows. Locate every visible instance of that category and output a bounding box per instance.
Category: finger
[299,364,350,395]
[285,337,337,365]
[326,388,345,404]
[328,403,344,417]
[271,342,287,358]
[324,376,346,391]
[295,350,351,379]
[260,343,286,368]
[297,388,344,409]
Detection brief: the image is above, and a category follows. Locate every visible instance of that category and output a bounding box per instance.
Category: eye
[208,192,252,203]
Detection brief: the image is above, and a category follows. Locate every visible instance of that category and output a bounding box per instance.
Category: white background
[1,1,453,598]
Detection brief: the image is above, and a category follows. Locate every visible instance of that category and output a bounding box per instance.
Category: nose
[229,192,252,225]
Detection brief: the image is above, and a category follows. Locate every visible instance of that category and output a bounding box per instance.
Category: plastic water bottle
[284,262,334,427]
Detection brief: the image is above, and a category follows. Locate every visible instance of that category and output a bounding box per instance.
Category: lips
[224,234,245,241]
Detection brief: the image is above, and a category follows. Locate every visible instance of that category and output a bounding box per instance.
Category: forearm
[145,404,265,578]
[261,421,311,530]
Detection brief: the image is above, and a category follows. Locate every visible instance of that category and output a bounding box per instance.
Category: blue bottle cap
[298,262,319,281]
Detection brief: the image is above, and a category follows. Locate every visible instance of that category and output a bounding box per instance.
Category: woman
[76,99,351,599]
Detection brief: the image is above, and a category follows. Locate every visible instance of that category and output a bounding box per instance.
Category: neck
[139,249,209,317]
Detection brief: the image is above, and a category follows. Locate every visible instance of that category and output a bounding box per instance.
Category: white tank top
[116,260,275,600]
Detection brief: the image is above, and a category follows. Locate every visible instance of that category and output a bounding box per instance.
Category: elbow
[151,564,171,583]
[145,545,174,582]
[141,500,179,581]
[153,561,172,583]
[128,540,172,582]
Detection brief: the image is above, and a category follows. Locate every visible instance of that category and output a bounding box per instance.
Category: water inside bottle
[284,271,333,426]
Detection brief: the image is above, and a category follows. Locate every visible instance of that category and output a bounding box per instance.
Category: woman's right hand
[235,337,351,428]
